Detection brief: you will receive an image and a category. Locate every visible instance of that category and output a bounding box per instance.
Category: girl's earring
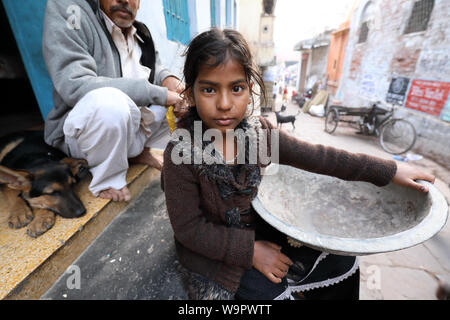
[246,98,254,116]
[186,89,195,106]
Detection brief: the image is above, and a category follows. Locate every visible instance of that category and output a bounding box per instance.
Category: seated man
[43,0,185,201]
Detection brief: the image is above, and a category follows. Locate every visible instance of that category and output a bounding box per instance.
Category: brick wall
[337,0,450,166]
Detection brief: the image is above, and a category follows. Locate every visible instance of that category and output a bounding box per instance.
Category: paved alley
[269,99,450,300]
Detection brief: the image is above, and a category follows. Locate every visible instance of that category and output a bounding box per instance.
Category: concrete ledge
[41,174,187,300]
[0,151,163,300]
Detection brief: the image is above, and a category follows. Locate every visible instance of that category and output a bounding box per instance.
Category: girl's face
[191,58,251,135]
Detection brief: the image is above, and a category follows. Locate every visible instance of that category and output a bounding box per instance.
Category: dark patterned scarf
[171,107,265,200]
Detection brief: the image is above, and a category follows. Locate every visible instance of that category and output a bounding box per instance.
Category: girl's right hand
[253,241,293,284]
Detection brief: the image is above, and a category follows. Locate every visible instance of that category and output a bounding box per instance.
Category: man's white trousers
[63,87,170,196]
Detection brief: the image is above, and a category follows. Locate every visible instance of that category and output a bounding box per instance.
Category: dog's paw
[26,210,55,238]
[8,207,34,229]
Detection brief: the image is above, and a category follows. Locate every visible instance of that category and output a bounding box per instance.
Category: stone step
[0,151,163,300]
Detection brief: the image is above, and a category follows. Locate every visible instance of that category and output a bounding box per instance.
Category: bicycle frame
[360,103,394,136]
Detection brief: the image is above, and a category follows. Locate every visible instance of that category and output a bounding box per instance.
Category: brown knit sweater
[161,116,397,293]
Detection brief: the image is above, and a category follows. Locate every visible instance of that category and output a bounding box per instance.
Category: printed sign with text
[405,80,450,117]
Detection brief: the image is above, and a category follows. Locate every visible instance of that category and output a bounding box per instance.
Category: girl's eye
[201,87,215,94]
[232,86,244,93]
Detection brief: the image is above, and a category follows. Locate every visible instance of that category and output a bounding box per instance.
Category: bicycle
[324,102,417,155]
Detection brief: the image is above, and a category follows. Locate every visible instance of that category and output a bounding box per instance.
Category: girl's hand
[173,99,189,118]
[392,162,435,193]
[253,241,293,284]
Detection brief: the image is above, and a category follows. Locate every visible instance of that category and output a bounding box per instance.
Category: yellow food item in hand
[166,106,176,133]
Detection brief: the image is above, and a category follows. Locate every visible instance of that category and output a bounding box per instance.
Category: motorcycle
[292,88,312,109]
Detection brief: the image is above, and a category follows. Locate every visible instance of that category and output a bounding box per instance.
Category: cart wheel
[379,119,417,155]
[325,108,339,134]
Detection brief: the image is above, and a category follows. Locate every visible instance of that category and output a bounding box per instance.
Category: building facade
[325,21,350,95]
[118,0,240,84]
[336,0,450,165]
[294,30,332,95]
[238,0,277,111]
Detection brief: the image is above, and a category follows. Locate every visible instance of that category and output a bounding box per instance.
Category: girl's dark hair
[182,28,266,110]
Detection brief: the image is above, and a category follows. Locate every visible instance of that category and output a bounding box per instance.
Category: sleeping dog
[0,131,89,238]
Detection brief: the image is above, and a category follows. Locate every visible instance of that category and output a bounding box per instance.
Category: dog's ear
[0,165,32,191]
[61,158,89,180]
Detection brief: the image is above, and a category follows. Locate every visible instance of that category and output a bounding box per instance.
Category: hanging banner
[405,80,450,117]
[359,74,377,100]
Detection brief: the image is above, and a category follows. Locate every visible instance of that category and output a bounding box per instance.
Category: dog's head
[0,158,89,218]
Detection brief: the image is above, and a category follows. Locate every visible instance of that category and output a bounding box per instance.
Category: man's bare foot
[98,186,131,202]
[129,147,163,171]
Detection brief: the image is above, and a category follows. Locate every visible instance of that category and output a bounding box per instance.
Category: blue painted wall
[162,0,190,45]
[2,0,53,120]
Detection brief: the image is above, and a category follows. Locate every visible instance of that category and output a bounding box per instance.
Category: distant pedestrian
[272,82,278,101]
[291,89,297,101]
[282,87,288,103]
[310,80,321,99]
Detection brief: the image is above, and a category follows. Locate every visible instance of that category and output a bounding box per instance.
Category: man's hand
[162,76,188,117]
[253,241,293,284]
[166,90,183,107]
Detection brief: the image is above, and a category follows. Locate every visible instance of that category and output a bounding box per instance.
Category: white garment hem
[274,257,360,300]
[89,170,128,197]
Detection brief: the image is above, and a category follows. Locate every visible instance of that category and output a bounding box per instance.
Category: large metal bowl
[252,164,449,256]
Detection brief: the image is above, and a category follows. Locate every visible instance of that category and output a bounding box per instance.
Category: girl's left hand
[173,99,189,118]
[392,162,435,193]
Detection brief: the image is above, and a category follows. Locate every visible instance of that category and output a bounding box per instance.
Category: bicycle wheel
[325,108,339,134]
[379,119,417,154]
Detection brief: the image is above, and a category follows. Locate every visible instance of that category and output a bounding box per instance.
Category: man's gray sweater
[42,0,173,153]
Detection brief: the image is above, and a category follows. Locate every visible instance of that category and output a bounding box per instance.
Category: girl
[161,28,435,300]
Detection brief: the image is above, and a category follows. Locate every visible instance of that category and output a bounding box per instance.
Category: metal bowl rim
[252,166,449,256]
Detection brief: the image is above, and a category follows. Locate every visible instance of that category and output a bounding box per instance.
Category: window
[163,0,190,45]
[233,0,237,29]
[404,0,434,34]
[210,0,217,27]
[358,21,369,43]
[225,0,231,27]
[357,2,373,44]
[264,0,276,15]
